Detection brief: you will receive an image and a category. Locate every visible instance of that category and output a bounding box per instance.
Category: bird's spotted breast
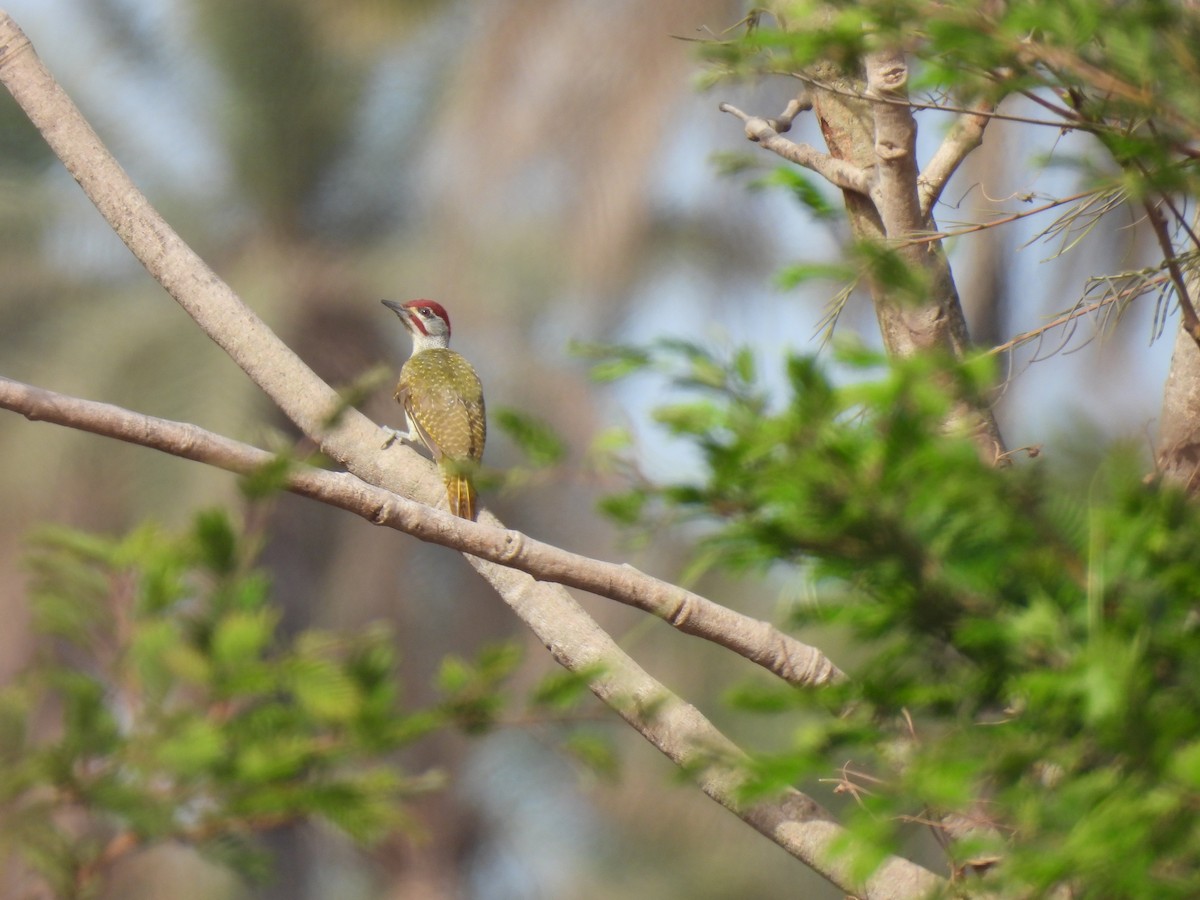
[397,349,486,463]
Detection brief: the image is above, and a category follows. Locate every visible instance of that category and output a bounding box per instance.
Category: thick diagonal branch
[0,375,845,688]
[0,12,939,897]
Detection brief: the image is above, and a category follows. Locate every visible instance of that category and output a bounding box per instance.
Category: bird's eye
[420,308,432,317]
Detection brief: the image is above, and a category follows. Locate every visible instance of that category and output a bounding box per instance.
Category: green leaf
[475,642,523,680]
[708,150,759,176]
[239,454,295,499]
[652,401,724,435]
[597,489,648,525]
[749,166,841,219]
[233,733,314,784]
[562,732,619,780]
[212,609,278,667]
[850,239,930,306]
[153,716,227,776]
[8,512,450,890]
[530,665,605,711]
[493,407,568,467]
[307,767,410,843]
[193,508,240,576]
[774,261,856,291]
[435,656,471,694]
[589,426,633,455]
[288,656,362,723]
[570,340,653,382]
[724,680,806,714]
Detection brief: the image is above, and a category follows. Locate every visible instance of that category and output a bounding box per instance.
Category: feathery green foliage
[591,339,1200,897]
[3,510,455,891]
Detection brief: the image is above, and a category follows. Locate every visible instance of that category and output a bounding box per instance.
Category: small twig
[985,275,1169,358]
[902,186,1118,249]
[1152,170,1200,252]
[785,70,1084,129]
[1013,86,1084,126]
[766,92,813,133]
[1144,198,1200,349]
[719,101,872,196]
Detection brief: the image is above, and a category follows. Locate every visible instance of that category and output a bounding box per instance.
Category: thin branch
[0,375,845,689]
[1024,186,1130,256]
[759,91,812,134]
[986,273,1171,358]
[1012,85,1082,125]
[719,101,872,196]
[1020,42,1171,128]
[784,65,1200,167]
[1155,185,1200,253]
[0,13,940,895]
[903,187,1108,247]
[919,99,994,216]
[787,69,1075,129]
[1144,198,1200,350]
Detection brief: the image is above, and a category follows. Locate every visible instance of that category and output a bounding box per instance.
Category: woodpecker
[382,299,486,520]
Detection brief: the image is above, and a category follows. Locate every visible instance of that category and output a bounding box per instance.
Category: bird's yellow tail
[445,474,476,520]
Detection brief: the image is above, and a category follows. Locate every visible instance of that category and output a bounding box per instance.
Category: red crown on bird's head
[382,298,451,338]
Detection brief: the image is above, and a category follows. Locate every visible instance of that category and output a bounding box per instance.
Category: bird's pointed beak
[381,299,413,332]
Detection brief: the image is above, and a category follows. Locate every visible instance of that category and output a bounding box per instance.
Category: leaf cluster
[1,511,436,892]
[704,1,1200,202]
[592,339,1200,897]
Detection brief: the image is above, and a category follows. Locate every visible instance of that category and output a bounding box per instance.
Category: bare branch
[902,187,1110,248]
[789,70,1089,130]
[0,374,846,689]
[919,100,994,216]
[719,101,872,196]
[0,13,939,894]
[986,273,1171,358]
[1144,198,1200,350]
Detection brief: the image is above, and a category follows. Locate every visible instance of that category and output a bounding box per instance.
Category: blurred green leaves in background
[588,338,1200,897]
[0,503,611,894]
[0,496,619,897]
[3,509,429,891]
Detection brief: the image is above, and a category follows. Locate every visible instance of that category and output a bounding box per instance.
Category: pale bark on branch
[722,50,1005,463]
[0,374,845,689]
[919,100,994,217]
[866,50,925,241]
[1156,213,1200,491]
[0,12,941,898]
[719,100,872,196]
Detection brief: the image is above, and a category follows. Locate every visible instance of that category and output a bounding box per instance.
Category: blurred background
[0,0,1177,897]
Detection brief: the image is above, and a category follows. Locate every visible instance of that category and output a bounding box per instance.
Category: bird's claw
[381,426,418,450]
